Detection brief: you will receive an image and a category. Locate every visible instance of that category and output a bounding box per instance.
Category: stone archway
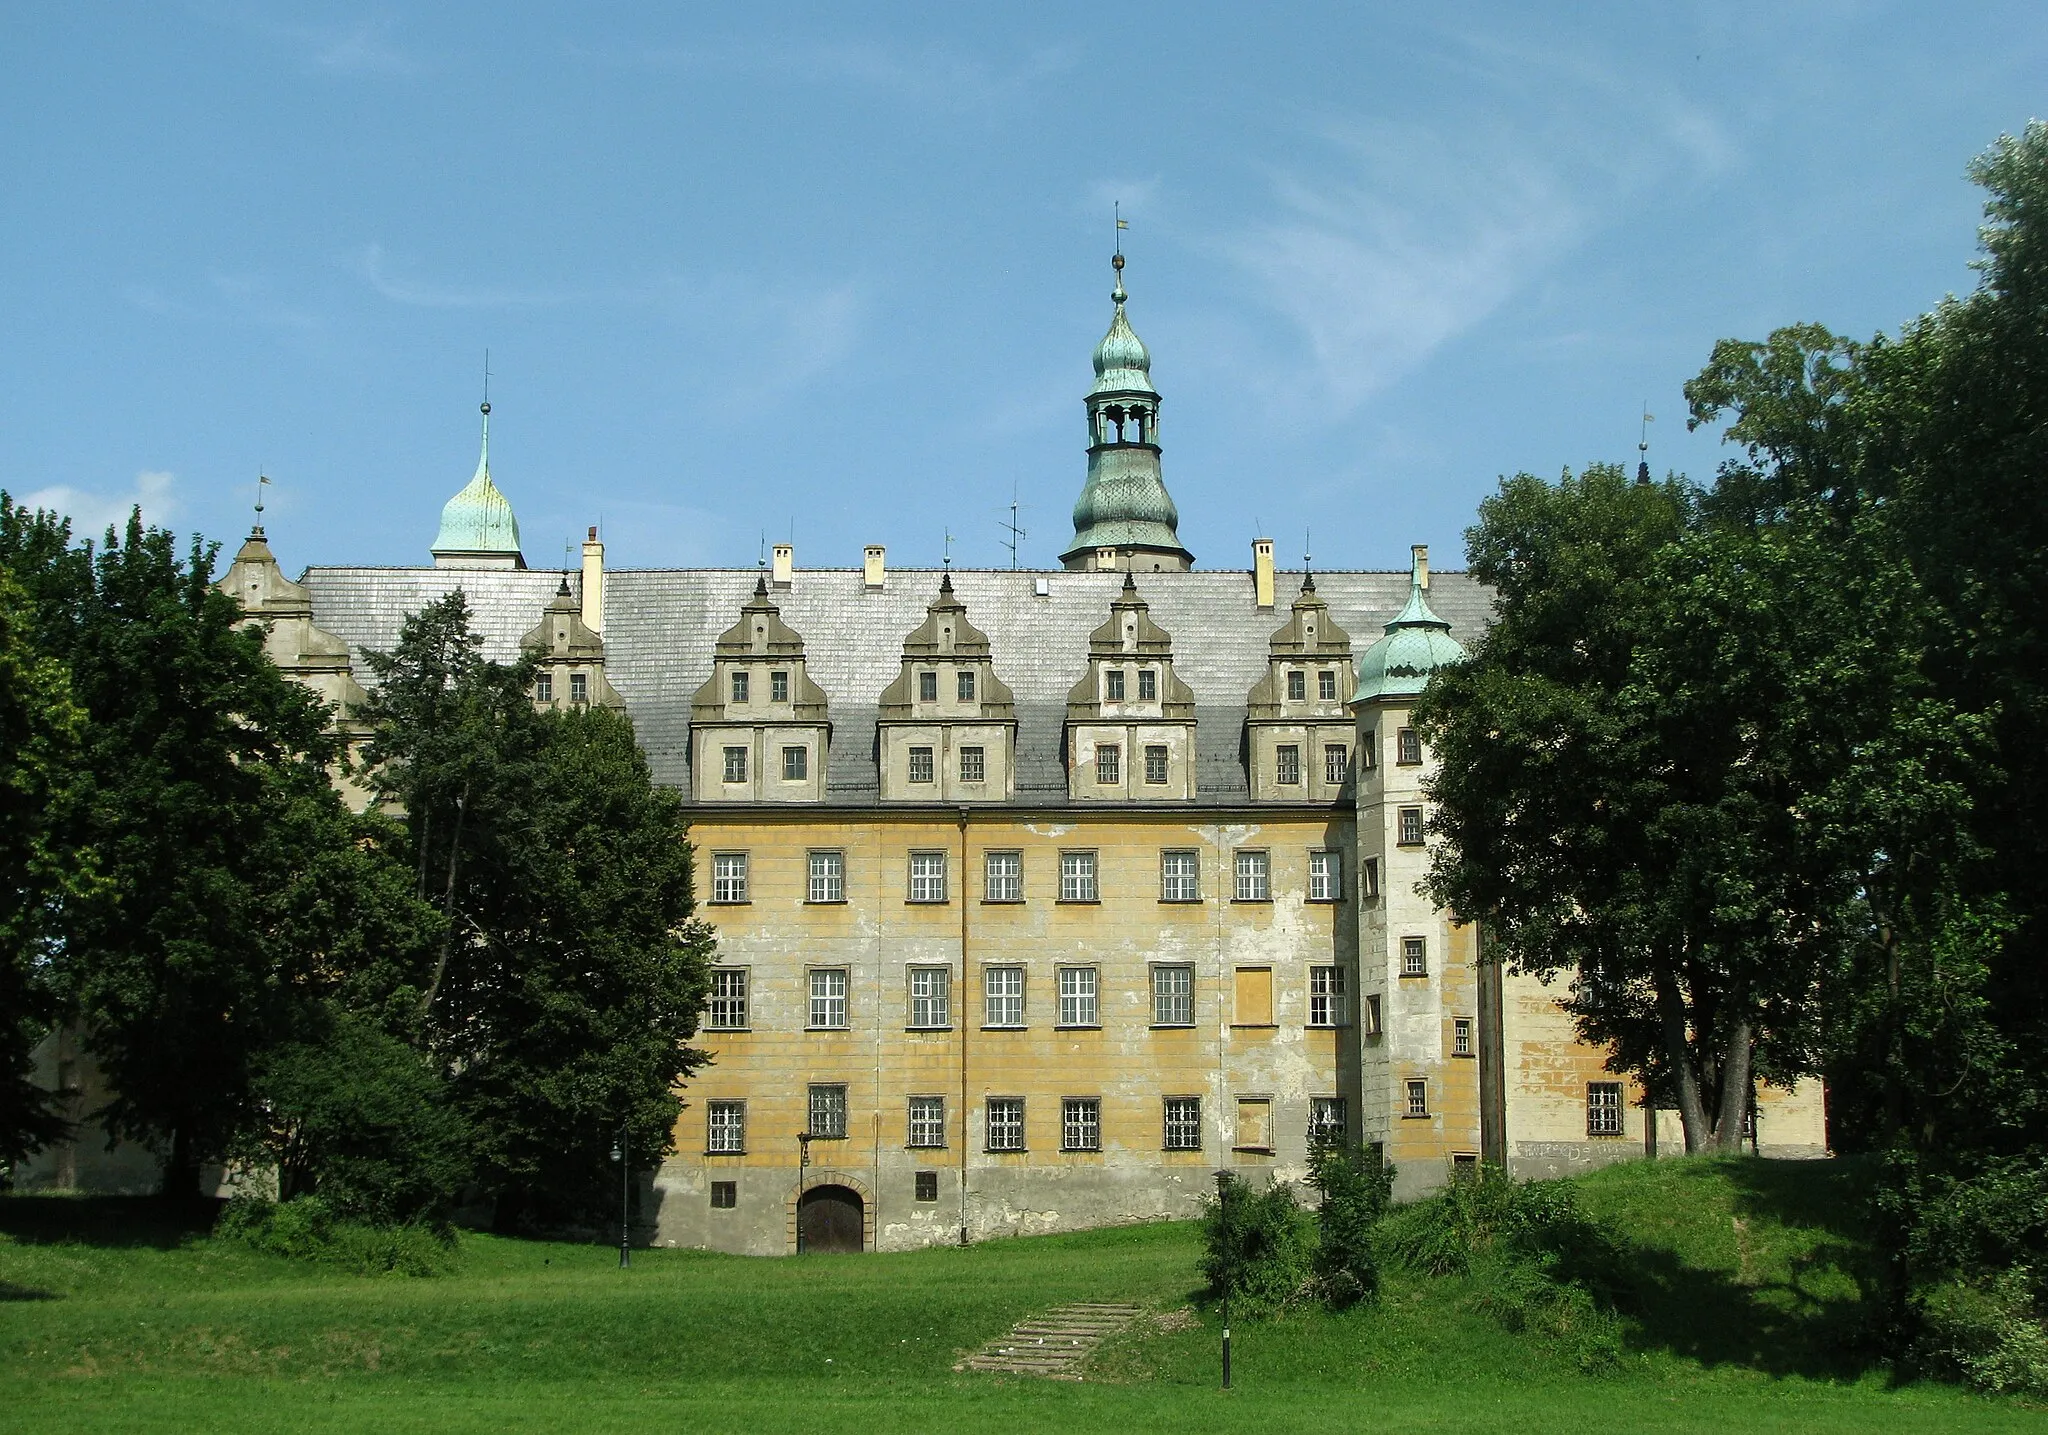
[797,1184,864,1253]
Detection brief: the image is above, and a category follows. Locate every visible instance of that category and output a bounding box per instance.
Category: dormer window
[909,747,935,784]
[1138,669,1157,701]
[1096,744,1121,785]
[723,747,748,783]
[1145,745,1169,785]
[731,671,749,702]
[1106,669,1126,701]
[1287,670,1306,701]
[957,670,975,702]
[771,670,789,702]
[919,670,939,702]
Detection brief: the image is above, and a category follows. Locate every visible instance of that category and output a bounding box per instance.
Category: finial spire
[1637,404,1653,484]
[252,473,270,535]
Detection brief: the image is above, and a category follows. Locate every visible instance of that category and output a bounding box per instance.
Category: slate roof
[298,566,1494,808]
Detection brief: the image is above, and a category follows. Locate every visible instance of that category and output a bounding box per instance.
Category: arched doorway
[798,1184,864,1253]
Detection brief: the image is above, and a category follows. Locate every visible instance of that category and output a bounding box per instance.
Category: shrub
[215,1195,457,1276]
[1915,1267,2048,1397]
[1199,1175,1316,1316]
[1307,1143,1394,1308]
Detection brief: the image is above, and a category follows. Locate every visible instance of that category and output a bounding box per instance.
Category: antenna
[1000,480,1028,570]
[1304,527,1312,571]
[757,530,767,571]
[1637,403,1654,484]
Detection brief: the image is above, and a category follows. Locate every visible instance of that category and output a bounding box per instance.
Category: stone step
[956,1302,1143,1379]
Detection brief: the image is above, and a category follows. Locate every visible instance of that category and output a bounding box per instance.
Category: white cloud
[352,244,587,309]
[19,470,177,538]
[578,37,1075,113]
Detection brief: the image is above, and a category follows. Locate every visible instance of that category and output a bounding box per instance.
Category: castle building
[20,257,1826,1236]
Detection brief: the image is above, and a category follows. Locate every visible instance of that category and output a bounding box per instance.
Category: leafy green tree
[1306,1143,1393,1308]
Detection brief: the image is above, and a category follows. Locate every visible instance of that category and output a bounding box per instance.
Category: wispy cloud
[577,36,1075,113]
[201,7,420,77]
[19,470,177,538]
[650,275,871,410]
[352,244,589,309]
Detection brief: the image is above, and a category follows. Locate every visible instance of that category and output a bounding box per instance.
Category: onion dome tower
[1060,251,1193,572]
[1352,547,1466,704]
[432,399,526,569]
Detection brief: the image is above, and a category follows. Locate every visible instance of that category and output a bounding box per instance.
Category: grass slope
[2,1157,2041,1433]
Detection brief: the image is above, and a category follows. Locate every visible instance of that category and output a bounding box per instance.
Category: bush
[1915,1268,2048,1397]
[215,1195,458,1276]
[1199,1175,1316,1316]
[1308,1143,1394,1308]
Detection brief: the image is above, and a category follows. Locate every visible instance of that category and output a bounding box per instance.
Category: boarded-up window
[1233,966,1273,1026]
[1235,1097,1272,1151]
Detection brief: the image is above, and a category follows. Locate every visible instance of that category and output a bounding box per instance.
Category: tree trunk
[416,787,469,1025]
[1709,1018,1753,1153]
[1654,958,1710,1152]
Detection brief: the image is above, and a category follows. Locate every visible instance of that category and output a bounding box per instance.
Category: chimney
[1411,544,1429,590]
[771,543,793,589]
[1252,538,1275,610]
[863,545,886,590]
[580,526,604,632]
[1094,546,1118,572]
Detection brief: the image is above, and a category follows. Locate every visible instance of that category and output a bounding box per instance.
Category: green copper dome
[432,409,524,564]
[1352,566,1466,703]
[1091,284,1157,397]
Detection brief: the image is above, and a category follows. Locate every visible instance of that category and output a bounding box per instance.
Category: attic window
[1106,669,1126,701]
[731,671,749,703]
[1319,670,1338,701]
[919,671,938,702]
[771,670,790,703]
[1287,670,1306,701]
[957,670,975,701]
[1138,669,1157,701]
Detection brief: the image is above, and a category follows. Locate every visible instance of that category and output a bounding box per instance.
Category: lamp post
[1214,1169,1232,1390]
[796,1132,815,1254]
[609,1122,630,1268]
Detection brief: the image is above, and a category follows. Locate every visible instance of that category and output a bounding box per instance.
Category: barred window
[1309,1096,1347,1148]
[707,968,749,1030]
[1106,668,1126,700]
[707,1101,746,1154]
[807,850,844,903]
[1152,964,1194,1026]
[1062,1098,1101,1152]
[1059,851,1098,902]
[983,850,1021,902]
[770,669,789,702]
[1058,967,1098,1027]
[808,968,848,1029]
[1402,937,1428,977]
[807,1084,847,1139]
[1276,744,1301,785]
[986,1097,1025,1151]
[731,670,749,702]
[1454,1017,1473,1056]
[1163,1096,1202,1151]
[1287,669,1306,701]
[710,1180,736,1208]
[909,851,947,903]
[570,673,588,704]
[1160,849,1199,902]
[918,670,938,702]
[722,746,748,783]
[1234,849,1271,902]
[1588,1082,1624,1137]
[1309,849,1342,901]
[1138,668,1157,701]
[1144,744,1169,784]
[1309,966,1347,1027]
[1397,727,1422,764]
[782,745,807,781]
[1406,1080,1429,1117]
[957,670,975,701]
[914,1170,938,1201]
[959,745,985,783]
[535,674,553,702]
[1096,743,1121,785]
[908,1095,946,1149]
[1318,670,1338,701]
[909,967,951,1029]
[1324,743,1349,785]
[1398,806,1425,845]
[908,746,935,783]
[711,853,749,904]
[984,965,1024,1027]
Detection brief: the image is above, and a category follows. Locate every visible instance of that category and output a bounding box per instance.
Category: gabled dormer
[876,573,1018,801]
[218,526,371,728]
[522,578,623,712]
[688,577,831,802]
[1064,573,1197,800]
[1246,573,1357,801]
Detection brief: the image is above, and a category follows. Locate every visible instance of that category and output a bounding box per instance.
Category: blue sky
[2,5,2042,574]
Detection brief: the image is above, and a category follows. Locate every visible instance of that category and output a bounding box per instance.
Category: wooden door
[798,1185,863,1252]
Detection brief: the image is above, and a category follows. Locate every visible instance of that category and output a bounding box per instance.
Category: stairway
[956,1302,1144,1379]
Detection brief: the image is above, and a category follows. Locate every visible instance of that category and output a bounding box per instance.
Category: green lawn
[3,1158,2041,1433]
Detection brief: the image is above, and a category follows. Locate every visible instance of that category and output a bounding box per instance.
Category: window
[707,968,749,1029]
[1309,966,1347,1027]
[1236,1097,1273,1152]
[711,853,749,904]
[1059,851,1099,902]
[1319,670,1338,701]
[1309,849,1342,901]
[908,1095,946,1148]
[1096,743,1121,785]
[918,670,938,702]
[1138,669,1157,701]
[1276,744,1301,785]
[914,1170,939,1202]
[1363,993,1383,1037]
[707,1101,746,1154]
[957,670,975,702]
[1160,849,1199,902]
[1402,937,1428,977]
[1309,1097,1347,1148]
[1233,967,1274,1026]
[570,672,588,704]
[807,1084,847,1139]
[1361,731,1377,769]
[1397,727,1422,765]
[983,851,1022,902]
[909,851,947,903]
[710,1180,737,1208]
[984,965,1024,1027]
[1234,849,1271,901]
[1453,1152,1480,1173]
[1062,1098,1101,1152]
[1058,967,1098,1027]
[908,746,935,783]
[808,968,848,1029]
[535,674,553,702]
[1287,669,1306,701]
[1398,806,1425,846]
[782,745,807,781]
[1361,857,1381,900]
[959,745,985,783]
[1105,668,1125,701]
[1405,1079,1429,1117]
[722,746,748,783]
[1144,745,1168,785]
[808,850,844,903]
[1152,965,1194,1025]
[909,967,951,1028]
[986,1097,1025,1151]
[1324,743,1349,785]
[1163,1096,1203,1151]
[731,671,749,703]
[770,669,789,703]
[1588,1083,1624,1137]
[1453,1017,1474,1056]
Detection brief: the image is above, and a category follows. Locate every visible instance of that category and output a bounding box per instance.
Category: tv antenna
[999,481,1028,570]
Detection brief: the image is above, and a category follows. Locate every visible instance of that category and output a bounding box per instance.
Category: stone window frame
[1159,848,1200,903]
[1453,1016,1475,1057]
[706,1100,746,1155]
[1276,744,1302,786]
[806,850,845,904]
[985,1096,1026,1152]
[1095,742,1121,786]
[1233,1095,1275,1154]
[913,1170,939,1202]
[710,1180,737,1209]
[983,964,1026,1028]
[1401,936,1429,977]
[781,744,808,782]
[1363,993,1384,1038]
[1308,965,1347,1027]
[1404,1079,1430,1119]
[1398,805,1425,846]
[710,852,750,905]
[1150,963,1194,1026]
[1308,849,1342,902]
[1138,668,1157,701]
[706,966,750,1030]
[982,850,1023,903]
[908,745,935,784]
[959,745,985,784]
[731,670,750,703]
[1162,1095,1203,1151]
[908,850,949,904]
[1360,731,1377,769]
[956,669,976,702]
[1286,669,1306,701]
[807,967,850,1030]
[1323,742,1349,786]
[1061,1097,1102,1153]
[1309,1096,1347,1148]
[535,673,553,703]
[1318,669,1339,701]
[1397,726,1424,765]
[1056,965,1099,1029]
[1361,857,1381,901]
[721,746,749,784]
[1105,668,1126,701]
[1233,849,1272,903]
[569,672,588,704]
[907,1095,946,1149]
[907,966,952,1030]
[1058,850,1100,904]
[770,669,790,703]
[1588,1082,1625,1137]
[1143,744,1169,785]
[807,1083,849,1140]
[918,669,939,702]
